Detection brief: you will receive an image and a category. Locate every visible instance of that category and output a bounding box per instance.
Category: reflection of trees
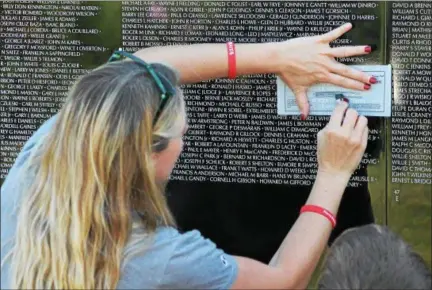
[386,0,432,268]
[72,1,121,68]
[392,183,432,267]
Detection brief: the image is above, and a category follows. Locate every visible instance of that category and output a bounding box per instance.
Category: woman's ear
[151,151,158,162]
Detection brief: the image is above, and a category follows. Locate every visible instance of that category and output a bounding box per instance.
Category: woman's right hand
[317,100,369,178]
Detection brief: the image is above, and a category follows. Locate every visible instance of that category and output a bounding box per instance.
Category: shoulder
[162,229,238,289]
[118,227,238,289]
[117,227,178,289]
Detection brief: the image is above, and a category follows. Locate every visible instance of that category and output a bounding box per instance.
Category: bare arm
[232,171,349,289]
[230,101,369,289]
[134,43,278,84]
[134,23,374,117]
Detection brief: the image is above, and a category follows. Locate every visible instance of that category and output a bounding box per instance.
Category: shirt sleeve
[161,229,239,289]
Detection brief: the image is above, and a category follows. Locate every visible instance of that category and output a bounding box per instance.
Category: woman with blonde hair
[2,23,373,289]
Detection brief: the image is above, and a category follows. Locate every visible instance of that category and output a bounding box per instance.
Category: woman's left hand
[276,23,374,119]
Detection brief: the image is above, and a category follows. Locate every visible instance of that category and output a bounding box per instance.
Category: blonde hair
[5,61,186,289]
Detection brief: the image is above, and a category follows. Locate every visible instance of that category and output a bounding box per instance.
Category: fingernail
[342,97,350,103]
[369,44,378,52]
[370,77,377,84]
[364,84,371,90]
[365,46,372,53]
[300,114,306,121]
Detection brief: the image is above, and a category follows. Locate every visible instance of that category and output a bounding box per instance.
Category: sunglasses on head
[107,49,176,125]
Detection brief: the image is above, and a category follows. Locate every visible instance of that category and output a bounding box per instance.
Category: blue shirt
[1,116,238,289]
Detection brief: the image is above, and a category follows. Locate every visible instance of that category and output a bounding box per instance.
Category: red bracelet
[226,41,236,79]
[300,205,337,228]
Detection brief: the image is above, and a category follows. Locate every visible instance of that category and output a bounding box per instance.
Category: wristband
[300,205,337,228]
[226,41,236,79]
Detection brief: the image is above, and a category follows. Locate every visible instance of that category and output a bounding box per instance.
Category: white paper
[277,65,392,117]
